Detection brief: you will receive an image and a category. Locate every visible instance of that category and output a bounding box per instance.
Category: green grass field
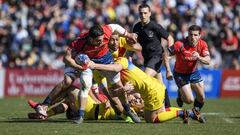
[0,97,240,135]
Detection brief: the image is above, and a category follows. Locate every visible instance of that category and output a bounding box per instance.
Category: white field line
[222,118,234,123]
[203,113,225,115]
[203,112,234,123]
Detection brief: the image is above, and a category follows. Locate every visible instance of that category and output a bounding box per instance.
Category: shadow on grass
[0,118,138,124]
[230,116,240,119]
[0,118,185,124]
[83,120,130,123]
[0,118,72,123]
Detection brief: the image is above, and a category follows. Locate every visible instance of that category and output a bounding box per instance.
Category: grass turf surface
[0,97,240,135]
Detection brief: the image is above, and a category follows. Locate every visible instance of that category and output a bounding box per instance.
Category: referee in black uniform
[133,3,174,108]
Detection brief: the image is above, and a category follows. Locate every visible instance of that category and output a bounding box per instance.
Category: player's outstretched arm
[125,37,142,52]
[108,24,137,43]
[89,61,123,72]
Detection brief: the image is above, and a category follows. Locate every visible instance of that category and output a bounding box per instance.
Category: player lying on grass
[88,56,206,123]
[28,85,139,123]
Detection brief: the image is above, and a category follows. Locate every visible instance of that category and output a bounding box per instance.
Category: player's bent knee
[197,97,205,103]
[68,90,78,99]
[184,98,194,104]
[63,78,73,88]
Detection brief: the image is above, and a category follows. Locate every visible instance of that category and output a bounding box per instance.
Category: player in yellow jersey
[27,85,134,122]
[27,32,142,123]
[88,57,206,123]
[90,32,142,117]
[109,32,142,59]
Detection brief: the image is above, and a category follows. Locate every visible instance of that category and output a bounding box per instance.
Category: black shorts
[144,55,163,73]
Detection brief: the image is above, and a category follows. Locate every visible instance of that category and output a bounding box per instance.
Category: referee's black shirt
[133,21,169,59]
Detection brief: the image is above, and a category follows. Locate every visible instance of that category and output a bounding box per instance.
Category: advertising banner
[220,70,240,98]
[199,69,222,98]
[163,68,221,98]
[0,69,5,98]
[4,69,64,97]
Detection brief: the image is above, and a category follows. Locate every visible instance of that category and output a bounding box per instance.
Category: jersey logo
[182,50,198,61]
[148,31,154,38]
[183,56,198,61]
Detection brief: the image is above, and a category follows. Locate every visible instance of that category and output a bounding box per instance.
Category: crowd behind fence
[0,0,239,70]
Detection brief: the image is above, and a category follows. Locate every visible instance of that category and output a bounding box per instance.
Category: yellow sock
[155,107,182,123]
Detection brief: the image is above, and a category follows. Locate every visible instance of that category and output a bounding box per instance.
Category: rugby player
[88,57,205,123]
[30,24,141,124]
[168,25,210,121]
[27,85,134,123]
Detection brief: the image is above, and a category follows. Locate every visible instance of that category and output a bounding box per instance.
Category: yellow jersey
[115,57,166,111]
[93,37,131,88]
[70,88,116,120]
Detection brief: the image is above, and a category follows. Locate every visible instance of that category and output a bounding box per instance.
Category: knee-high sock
[154,107,182,123]
[42,96,52,105]
[194,99,204,110]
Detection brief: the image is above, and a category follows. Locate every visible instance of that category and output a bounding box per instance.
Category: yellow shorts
[143,78,165,111]
[67,87,117,120]
[93,70,108,89]
[97,104,116,120]
[67,88,97,120]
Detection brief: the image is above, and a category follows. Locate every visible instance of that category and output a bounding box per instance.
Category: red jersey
[173,38,209,74]
[69,25,113,59]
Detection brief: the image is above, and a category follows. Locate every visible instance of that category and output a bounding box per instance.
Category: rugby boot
[192,107,206,123]
[28,99,48,117]
[126,109,141,123]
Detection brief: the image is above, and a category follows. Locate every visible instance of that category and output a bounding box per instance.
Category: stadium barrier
[220,70,240,98]
[3,69,64,97]
[162,68,222,98]
[0,68,239,98]
[0,69,5,98]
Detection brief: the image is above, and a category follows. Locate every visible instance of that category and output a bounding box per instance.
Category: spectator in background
[208,44,222,69]
[11,24,29,53]
[176,23,188,40]
[221,28,238,69]
[230,56,240,70]
[0,45,8,68]
[0,0,238,70]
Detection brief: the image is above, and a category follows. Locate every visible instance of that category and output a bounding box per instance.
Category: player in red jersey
[168,25,210,118]
[30,24,140,124]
